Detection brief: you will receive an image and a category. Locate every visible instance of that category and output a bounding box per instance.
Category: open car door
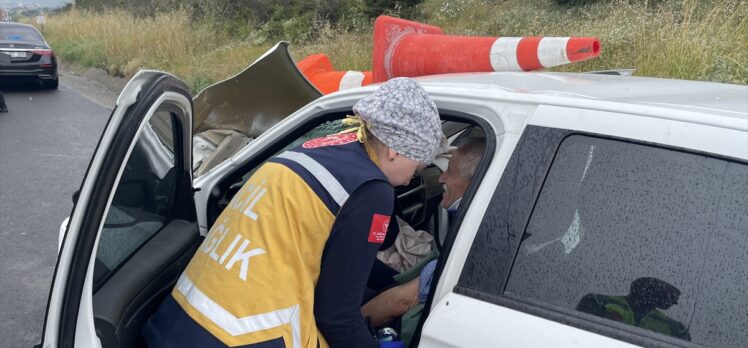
[40,71,199,348]
[41,42,323,348]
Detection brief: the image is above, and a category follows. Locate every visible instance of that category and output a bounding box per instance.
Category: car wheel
[43,79,59,89]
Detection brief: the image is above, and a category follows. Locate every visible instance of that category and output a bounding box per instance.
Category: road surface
[0,74,117,347]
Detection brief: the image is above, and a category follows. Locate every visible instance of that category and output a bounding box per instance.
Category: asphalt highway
[0,78,113,347]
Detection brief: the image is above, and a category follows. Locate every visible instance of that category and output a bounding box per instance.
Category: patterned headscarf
[351,78,442,165]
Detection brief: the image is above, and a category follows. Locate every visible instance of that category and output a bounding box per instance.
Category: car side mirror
[72,190,80,205]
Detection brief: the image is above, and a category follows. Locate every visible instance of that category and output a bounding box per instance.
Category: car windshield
[0,25,44,42]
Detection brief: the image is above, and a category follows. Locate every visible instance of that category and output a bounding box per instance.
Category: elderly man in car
[362,137,485,335]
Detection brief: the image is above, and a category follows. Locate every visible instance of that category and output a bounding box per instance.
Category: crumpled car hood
[192,41,322,138]
[190,42,322,175]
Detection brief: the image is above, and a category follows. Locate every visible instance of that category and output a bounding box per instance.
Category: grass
[419,0,747,83]
[28,0,748,92]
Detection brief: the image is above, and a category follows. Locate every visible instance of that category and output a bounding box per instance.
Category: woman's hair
[364,127,388,152]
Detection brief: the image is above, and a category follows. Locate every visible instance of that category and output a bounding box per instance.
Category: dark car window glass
[504,135,748,346]
[457,126,567,297]
[0,26,44,42]
[94,110,178,288]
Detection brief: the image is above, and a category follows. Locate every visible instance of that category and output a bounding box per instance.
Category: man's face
[438,152,470,209]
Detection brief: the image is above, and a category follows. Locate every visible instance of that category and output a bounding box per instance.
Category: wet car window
[93,110,177,289]
[504,135,748,346]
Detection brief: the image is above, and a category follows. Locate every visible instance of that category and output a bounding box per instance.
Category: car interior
[89,108,489,347]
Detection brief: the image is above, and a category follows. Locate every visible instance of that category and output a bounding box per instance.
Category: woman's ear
[387,148,398,161]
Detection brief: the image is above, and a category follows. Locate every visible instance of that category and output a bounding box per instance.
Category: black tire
[43,78,59,89]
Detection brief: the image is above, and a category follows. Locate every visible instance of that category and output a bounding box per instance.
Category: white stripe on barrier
[537,37,571,68]
[176,274,301,348]
[277,151,350,207]
[489,37,523,72]
[339,71,366,90]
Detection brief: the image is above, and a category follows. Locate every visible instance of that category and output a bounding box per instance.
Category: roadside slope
[59,64,124,109]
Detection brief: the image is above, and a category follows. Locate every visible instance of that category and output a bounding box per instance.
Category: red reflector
[31,50,54,57]
[40,64,53,68]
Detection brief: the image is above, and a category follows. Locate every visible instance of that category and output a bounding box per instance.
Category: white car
[41,42,748,348]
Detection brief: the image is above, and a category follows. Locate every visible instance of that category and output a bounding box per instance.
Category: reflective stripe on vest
[604,296,678,337]
[605,296,635,325]
[277,151,350,207]
[176,273,302,348]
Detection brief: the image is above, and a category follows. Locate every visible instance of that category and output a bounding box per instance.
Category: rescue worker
[576,277,691,341]
[142,77,444,348]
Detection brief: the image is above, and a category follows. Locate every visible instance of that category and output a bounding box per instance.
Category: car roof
[0,22,40,31]
[410,72,748,120]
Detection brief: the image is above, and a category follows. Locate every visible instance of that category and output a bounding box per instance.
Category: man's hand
[362,278,420,328]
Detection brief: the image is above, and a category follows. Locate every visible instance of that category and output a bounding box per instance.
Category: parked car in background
[40,42,748,348]
[0,22,58,89]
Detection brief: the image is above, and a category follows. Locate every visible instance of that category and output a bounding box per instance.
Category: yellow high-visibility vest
[172,134,387,347]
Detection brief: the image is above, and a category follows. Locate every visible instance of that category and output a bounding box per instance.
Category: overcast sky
[0,0,70,9]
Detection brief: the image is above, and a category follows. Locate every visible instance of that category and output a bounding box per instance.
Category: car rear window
[504,135,748,346]
[0,26,43,42]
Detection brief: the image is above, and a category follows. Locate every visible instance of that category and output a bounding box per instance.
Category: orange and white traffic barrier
[372,15,601,82]
[296,53,373,94]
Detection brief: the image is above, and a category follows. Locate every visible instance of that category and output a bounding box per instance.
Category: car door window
[94,109,178,289]
[503,135,748,346]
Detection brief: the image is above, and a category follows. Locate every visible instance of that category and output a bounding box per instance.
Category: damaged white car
[42,42,748,348]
